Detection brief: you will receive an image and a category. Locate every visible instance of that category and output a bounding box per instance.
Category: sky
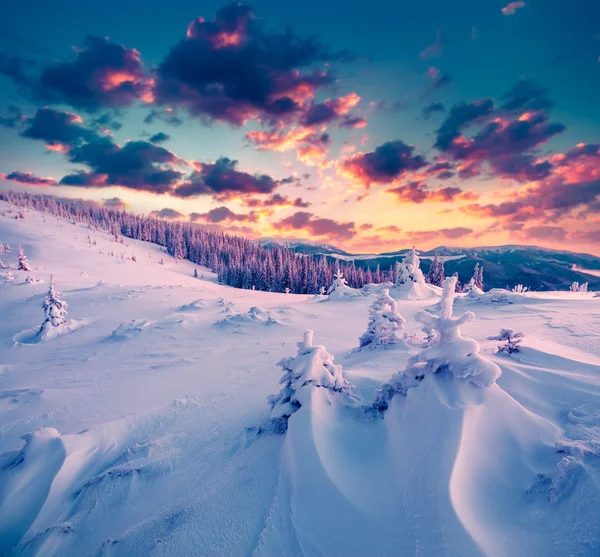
[0,0,599,254]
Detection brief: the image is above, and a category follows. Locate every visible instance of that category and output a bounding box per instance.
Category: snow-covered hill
[1,201,600,556]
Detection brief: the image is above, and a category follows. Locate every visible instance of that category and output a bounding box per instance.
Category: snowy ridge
[1,200,600,556]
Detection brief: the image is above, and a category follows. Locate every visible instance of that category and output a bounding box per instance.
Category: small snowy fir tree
[395,247,425,286]
[319,286,326,295]
[511,284,528,293]
[358,288,406,349]
[17,245,32,271]
[41,276,68,330]
[25,274,41,284]
[326,269,358,300]
[5,271,14,283]
[0,241,4,254]
[374,276,501,414]
[487,328,524,354]
[570,281,588,292]
[193,267,199,278]
[267,330,352,433]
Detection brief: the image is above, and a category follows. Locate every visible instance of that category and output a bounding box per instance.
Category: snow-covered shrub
[268,330,352,433]
[462,277,484,297]
[358,288,406,349]
[373,276,501,414]
[390,247,437,300]
[570,282,588,292]
[0,258,7,269]
[487,328,524,354]
[0,241,4,254]
[17,245,32,271]
[327,270,359,300]
[4,271,14,283]
[25,274,42,284]
[512,284,529,293]
[41,276,68,329]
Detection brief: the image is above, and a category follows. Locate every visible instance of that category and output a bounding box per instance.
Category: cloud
[435,99,494,150]
[339,140,427,186]
[38,35,152,111]
[172,156,280,198]
[190,206,258,223]
[103,197,128,209]
[385,181,477,203]
[1,171,56,186]
[404,227,474,241]
[0,51,36,88]
[461,143,600,223]
[150,132,170,144]
[502,2,525,16]
[144,108,184,127]
[419,30,445,59]
[21,107,98,150]
[154,3,349,126]
[422,102,445,119]
[273,211,356,239]
[242,193,311,208]
[246,128,331,165]
[501,79,553,112]
[0,105,25,129]
[60,138,183,193]
[299,92,363,127]
[150,208,184,219]
[522,225,567,241]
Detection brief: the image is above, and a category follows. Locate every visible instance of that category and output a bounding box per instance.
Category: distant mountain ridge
[258,238,600,291]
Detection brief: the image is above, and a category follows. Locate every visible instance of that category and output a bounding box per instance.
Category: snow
[1,200,600,556]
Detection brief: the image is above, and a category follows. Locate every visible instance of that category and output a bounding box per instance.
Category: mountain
[259,239,600,291]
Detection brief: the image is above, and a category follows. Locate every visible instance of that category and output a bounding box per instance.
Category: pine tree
[427,253,440,285]
[18,245,32,271]
[42,276,68,329]
[193,267,199,278]
[487,328,524,354]
[358,288,406,349]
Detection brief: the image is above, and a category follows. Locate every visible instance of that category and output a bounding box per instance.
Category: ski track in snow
[1,201,600,556]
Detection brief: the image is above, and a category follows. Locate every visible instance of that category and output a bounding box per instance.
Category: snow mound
[215,306,280,328]
[267,330,352,433]
[13,320,85,344]
[176,299,208,312]
[327,270,361,301]
[108,319,152,341]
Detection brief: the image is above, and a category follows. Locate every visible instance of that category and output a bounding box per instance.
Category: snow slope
[1,201,599,556]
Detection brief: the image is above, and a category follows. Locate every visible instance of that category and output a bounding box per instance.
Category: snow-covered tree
[390,247,437,300]
[374,276,501,413]
[4,271,14,283]
[0,258,7,269]
[570,281,588,292]
[487,328,524,354]
[193,267,199,278]
[41,276,68,330]
[0,241,4,254]
[327,269,359,300]
[511,284,528,293]
[426,253,445,287]
[267,330,352,433]
[25,274,42,284]
[471,263,484,290]
[358,289,406,349]
[17,245,32,271]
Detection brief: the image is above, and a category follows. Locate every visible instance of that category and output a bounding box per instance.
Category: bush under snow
[327,270,360,300]
[358,288,406,349]
[488,328,524,354]
[570,282,588,293]
[374,276,501,413]
[268,330,352,433]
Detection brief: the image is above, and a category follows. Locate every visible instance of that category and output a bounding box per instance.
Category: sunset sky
[0,0,599,254]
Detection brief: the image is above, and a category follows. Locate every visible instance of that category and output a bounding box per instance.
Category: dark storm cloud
[154,3,349,126]
[172,157,280,198]
[340,140,428,186]
[38,35,151,112]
